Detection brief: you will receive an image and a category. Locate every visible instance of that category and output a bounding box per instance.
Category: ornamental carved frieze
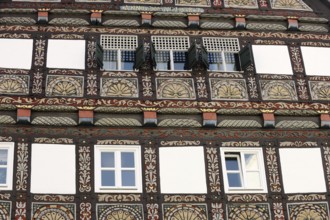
[156,78,196,100]
[289,47,304,73]
[32,203,75,220]
[210,79,248,100]
[163,195,206,202]
[33,195,75,202]
[0,75,29,95]
[196,77,208,98]
[175,0,211,7]
[142,75,153,97]
[32,71,43,94]
[265,148,282,193]
[260,80,298,101]
[163,204,207,220]
[224,0,258,8]
[323,147,330,189]
[287,194,327,201]
[144,147,157,193]
[87,74,97,96]
[46,75,84,97]
[227,194,267,202]
[206,147,221,193]
[34,39,46,67]
[273,203,285,220]
[100,78,138,98]
[287,203,329,220]
[211,203,224,220]
[16,143,28,191]
[227,203,271,220]
[147,204,160,220]
[87,41,97,69]
[15,201,26,220]
[97,204,143,220]
[78,146,92,193]
[80,203,92,220]
[97,194,141,202]
[309,81,330,100]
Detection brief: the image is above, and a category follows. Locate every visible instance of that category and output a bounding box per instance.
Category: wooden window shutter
[96,41,104,69]
[133,44,145,70]
[201,45,209,69]
[185,42,198,70]
[238,44,254,71]
[150,43,157,69]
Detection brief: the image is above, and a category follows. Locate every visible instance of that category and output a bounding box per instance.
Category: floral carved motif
[222,141,260,147]
[97,194,141,202]
[15,201,26,220]
[80,203,92,220]
[97,204,143,220]
[297,79,309,100]
[273,203,285,220]
[145,147,157,193]
[0,137,12,142]
[227,194,267,202]
[46,75,84,97]
[32,71,43,94]
[34,39,45,66]
[323,147,330,189]
[0,194,10,200]
[227,203,270,220]
[156,78,196,100]
[79,146,91,193]
[266,147,282,192]
[176,0,210,6]
[287,203,329,220]
[279,141,317,147]
[196,77,208,98]
[16,143,28,191]
[287,194,327,201]
[97,140,139,145]
[210,79,248,100]
[164,195,206,202]
[34,138,73,144]
[147,204,159,220]
[87,74,97,96]
[142,75,153,97]
[163,204,207,220]
[87,41,97,69]
[34,195,75,202]
[206,147,221,193]
[160,140,201,146]
[247,77,258,99]
[289,47,304,73]
[211,203,224,220]
[100,78,138,98]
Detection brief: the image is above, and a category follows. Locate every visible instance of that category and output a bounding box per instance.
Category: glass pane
[121,152,135,168]
[245,172,261,188]
[122,170,135,186]
[174,63,185,70]
[101,152,114,168]
[208,52,222,63]
[227,173,242,187]
[156,51,170,70]
[101,170,115,186]
[0,150,8,165]
[0,168,7,184]
[225,157,239,171]
[121,62,134,70]
[103,50,117,70]
[245,154,259,170]
[224,52,236,71]
[173,51,186,70]
[121,51,135,70]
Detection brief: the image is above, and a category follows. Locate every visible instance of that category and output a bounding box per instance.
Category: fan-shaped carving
[0,75,29,95]
[46,76,83,97]
[157,79,196,99]
[261,81,297,101]
[271,0,312,10]
[163,204,207,220]
[32,204,75,220]
[97,204,143,220]
[211,79,248,100]
[101,78,138,98]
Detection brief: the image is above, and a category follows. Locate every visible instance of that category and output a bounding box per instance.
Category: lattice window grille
[203,37,240,52]
[101,35,138,50]
[152,36,190,51]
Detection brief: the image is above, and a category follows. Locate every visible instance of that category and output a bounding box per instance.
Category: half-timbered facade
[0,0,330,219]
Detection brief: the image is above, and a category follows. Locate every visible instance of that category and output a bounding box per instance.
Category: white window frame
[202,37,240,72]
[100,35,138,71]
[220,147,267,193]
[94,145,142,193]
[152,36,190,71]
[0,142,14,191]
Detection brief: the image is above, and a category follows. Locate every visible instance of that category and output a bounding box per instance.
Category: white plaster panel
[159,146,207,194]
[31,144,76,194]
[0,39,33,70]
[47,40,85,69]
[279,148,326,193]
[252,45,293,75]
[301,46,330,76]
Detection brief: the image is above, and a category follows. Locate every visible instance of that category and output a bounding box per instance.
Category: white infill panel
[279,148,326,193]
[31,144,76,194]
[0,39,33,70]
[47,39,86,69]
[152,36,190,51]
[301,46,330,76]
[202,37,240,52]
[100,35,137,50]
[159,146,207,194]
[252,45,293,75]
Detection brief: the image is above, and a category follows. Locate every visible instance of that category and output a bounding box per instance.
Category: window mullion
[117,49,122,71]
[221,51,227,71]
[240,152,247,189]
[170,49,174,70]
[116,151,122,188]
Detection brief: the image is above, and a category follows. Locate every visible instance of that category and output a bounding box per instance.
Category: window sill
[225,188,268,194]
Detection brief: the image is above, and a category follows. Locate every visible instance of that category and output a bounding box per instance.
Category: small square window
[0,142,14,191]
[94,145,142,193]
[220,148,267,193]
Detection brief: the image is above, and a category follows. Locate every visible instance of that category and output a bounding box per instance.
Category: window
[301,46,330,76]
[220,148,267,193]
[94,145,142,193]
[152,36,190,71]
[203,37,240,72]
[100,35,138,71]
[0,142,14,190]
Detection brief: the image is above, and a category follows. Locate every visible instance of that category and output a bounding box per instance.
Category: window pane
[0,150,8,165]
[245,172,261,188]
[227,173,242,187]
[121,51,134,70]
[122,170,135,186]
[101,152,114,168]
[225,157,239,171]
[0,168,7,184]
[121,152,135,168]
[104,50,117,70]
[208,52,223,63]
[156,51,170,70]
[244,154,259,170]
[173,51,186,70]
[101,170,115,186]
